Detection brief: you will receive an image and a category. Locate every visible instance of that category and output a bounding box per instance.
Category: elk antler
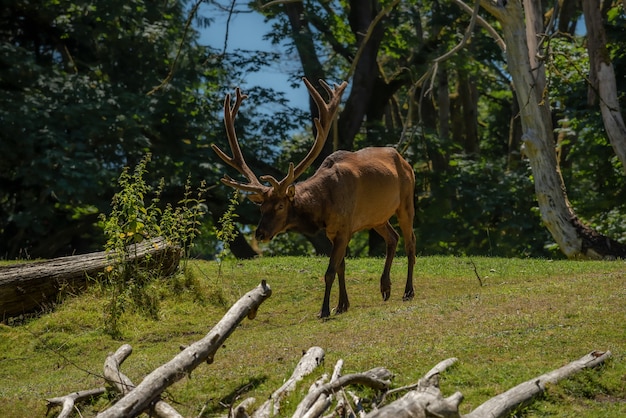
[259,78,348,195]
[212,78,348,197]
[211,88,270,196]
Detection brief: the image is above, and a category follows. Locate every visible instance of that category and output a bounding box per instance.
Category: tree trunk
[556,0,581,35]
[451,70,479,155]
[230,229,260,260]
[0,237,181,318]
[582,0,626,174]
[507,87,523,170]
[282,2,331,166]
[336,0,387,151]
[479,0,626,259]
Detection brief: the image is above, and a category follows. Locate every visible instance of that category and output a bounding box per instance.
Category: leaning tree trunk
[479,0,626,259]
[0,237,181,318]
[582,0,626,174]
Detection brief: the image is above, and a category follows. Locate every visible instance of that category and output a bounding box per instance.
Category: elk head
[211,78,348,242]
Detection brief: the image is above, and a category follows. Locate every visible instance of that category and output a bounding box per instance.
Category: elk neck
[286,179,328,235]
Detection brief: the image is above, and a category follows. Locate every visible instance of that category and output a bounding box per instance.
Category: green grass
[1,256,625,417]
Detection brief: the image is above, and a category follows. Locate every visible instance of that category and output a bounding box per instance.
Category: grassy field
[0,256,625,417]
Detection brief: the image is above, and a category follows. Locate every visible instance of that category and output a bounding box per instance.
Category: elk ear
[248,193,264,205]
[286,185,296,201]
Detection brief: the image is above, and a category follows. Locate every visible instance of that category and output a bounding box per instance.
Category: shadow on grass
[205,375,268,414]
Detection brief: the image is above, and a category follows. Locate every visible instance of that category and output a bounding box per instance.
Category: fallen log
[96,280,272,418]
[0,237,181,318]
[464,350,612,418]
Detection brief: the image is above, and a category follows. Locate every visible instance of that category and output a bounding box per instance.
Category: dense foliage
[0,0,303,259]
[1,0,624,259]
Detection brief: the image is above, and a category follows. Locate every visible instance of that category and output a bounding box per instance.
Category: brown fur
[212,79,416,318]
[254,147,416,318]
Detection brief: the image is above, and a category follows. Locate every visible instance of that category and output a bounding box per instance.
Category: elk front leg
[319,235,349,318]
[374,222,399,301]
[335,256,349,314]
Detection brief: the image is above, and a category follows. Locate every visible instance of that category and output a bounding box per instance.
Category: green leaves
[99,154,207,335]
[0,0,224,258]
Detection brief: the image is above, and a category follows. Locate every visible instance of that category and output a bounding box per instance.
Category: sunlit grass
[1,256,625,417]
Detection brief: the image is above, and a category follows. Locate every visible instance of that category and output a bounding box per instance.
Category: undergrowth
[97,154,207,337]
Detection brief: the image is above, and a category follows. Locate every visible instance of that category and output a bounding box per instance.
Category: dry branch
[103,344,182,418]
[46,284,611,418]
[0,236,180,318]
[96,280,271,418]
[250,346,326,418]
[46,387,106,418]
[293,366,393,418]
[464,350,612,418]
[365,358,462,418]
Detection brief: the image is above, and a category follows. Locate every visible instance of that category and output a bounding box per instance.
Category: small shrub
[98,154,206,337]
[215,190,240,273]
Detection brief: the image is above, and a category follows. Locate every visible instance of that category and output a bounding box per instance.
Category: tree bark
[557,0,582,35]
[103,344,183,418]
[366,358,462,418]
[46,387,106,418]
[0,236,181,318]
[582,0,626,174]
[336,0,387,151]
[249,346,326,418]
[282,2,333,166]
[464,350,611,418]
[96,280,272,418]
[479,0,626,259]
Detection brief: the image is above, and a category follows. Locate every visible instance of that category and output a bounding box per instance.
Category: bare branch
[452,0,506,52]
[294,367,392,418]
[464,350,612,418]
[347,0,401,80]
[250,346,326,418]
[97,281,272,418]
[147,0,203,95]
[103,344,183,418]
[46,387,106,418]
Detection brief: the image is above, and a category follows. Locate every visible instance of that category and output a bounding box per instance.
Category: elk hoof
[381,290,390,301]
[335,303,349,314]
[318,309,331,319]
[403,290,415,301]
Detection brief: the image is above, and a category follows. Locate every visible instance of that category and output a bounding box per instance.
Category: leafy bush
[416,156,554,257]
[98,154,206,336]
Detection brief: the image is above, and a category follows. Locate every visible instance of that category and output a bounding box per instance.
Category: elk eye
[277,203,284,211]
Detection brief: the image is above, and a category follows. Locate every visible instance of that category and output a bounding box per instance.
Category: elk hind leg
[397,206,416,301]
[373,222,399,301]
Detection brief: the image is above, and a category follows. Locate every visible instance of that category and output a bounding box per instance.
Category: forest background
[1,0,625,261]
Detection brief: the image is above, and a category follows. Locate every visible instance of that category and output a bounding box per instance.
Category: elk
[212,78,416,318]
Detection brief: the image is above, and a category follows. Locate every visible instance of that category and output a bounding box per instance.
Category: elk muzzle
[255,228,272,243]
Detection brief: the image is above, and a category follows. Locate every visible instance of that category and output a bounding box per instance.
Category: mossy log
[0,237,181,318]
